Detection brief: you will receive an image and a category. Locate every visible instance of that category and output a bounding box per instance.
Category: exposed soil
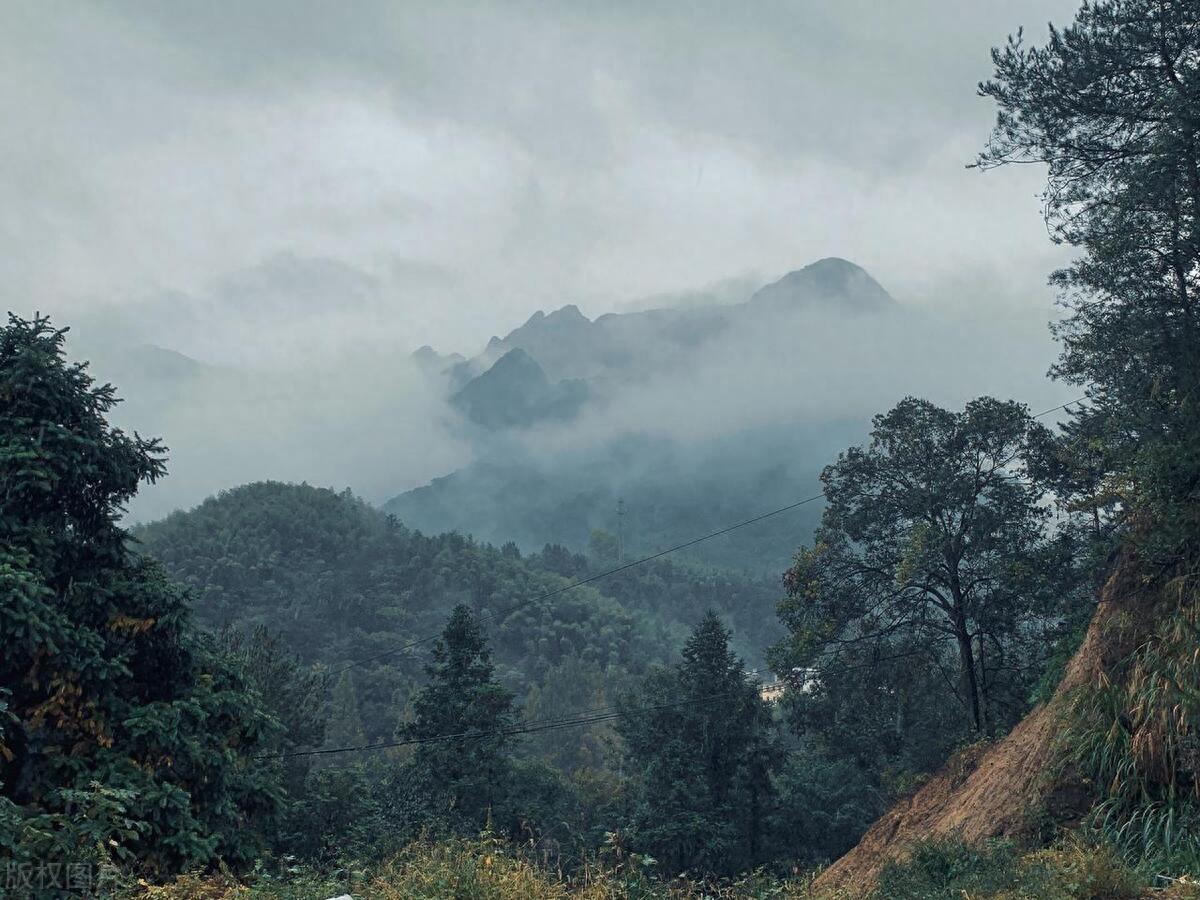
[812,550,1157,895]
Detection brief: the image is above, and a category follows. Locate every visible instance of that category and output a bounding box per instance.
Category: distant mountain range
[86,255,898,571]
[384,257,895,571]
[426,257,894,432]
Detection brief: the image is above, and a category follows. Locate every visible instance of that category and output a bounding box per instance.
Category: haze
[0,0,1082,526]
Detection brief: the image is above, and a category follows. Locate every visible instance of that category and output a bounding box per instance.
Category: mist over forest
[85,255,1070,572]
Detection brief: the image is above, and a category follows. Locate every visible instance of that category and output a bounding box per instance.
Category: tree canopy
[619,613,782,876]
[0,314,279,874]
[979,0,1200,555]
[774,396,1060,734]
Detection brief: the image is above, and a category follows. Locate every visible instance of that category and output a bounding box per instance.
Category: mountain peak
[489,346,544,377]
[412,344,438,362]
[547,303,588,323]
[749,258,893,312]
[451,347,587,430]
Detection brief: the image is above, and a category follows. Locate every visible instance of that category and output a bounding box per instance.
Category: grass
[122,833,1200,900]
[1063,573,1200,873]
[869,836,1198,900]
[124,835,807,900]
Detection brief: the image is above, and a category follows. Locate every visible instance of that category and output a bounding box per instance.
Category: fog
[2,1,1084,525]
[519,303,1072,456]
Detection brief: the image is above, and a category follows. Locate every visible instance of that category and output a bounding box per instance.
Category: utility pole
[616,498,625,563]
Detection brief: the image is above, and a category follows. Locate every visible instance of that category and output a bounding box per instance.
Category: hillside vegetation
[133,481,783,725]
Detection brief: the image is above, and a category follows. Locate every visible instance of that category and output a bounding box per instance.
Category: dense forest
[4,1,1200,898]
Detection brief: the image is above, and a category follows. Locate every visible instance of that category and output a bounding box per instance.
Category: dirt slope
[813,552,1154,895]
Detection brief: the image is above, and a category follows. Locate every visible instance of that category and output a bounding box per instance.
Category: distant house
[759,680,787,703]
[753,666,818,704]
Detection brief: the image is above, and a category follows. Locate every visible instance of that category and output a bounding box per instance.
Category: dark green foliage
[282,759,402,866]
[774,396,1063,736]
[778,639,967,813]
[873,838,1143,900]
[131,480,814,871]
[326,670,368,750]
[876,839,1028,900]
[618,614,782,877]
[571,554,784,672]
[523,655,628,777]
[0,314,280,875]
[1065,589,1200,872]
[217,625,328,854]
[134,480,783,741]
[403,605,520,833]
[771,747,883,867]
[766,397,1093,860]
[134,481,663,741]
[979,0,1200,563]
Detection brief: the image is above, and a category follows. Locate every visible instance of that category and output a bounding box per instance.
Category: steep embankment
[813,551,1157,895]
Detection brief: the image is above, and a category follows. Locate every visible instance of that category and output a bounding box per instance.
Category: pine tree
[402,604,517,833]
[979,0,1200,558]
[618,613,781,876]
[0,314,280,875]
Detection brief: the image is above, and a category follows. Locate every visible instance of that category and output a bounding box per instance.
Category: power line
[255,689,752,761]
[1032,398,1084,419]
[275,396,1088,762]
[325,395,1084,679]
[326,494,823,677]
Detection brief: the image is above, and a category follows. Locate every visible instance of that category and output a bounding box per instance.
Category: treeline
[130,479,784,742]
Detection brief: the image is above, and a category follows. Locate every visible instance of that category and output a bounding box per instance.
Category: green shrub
[873,837,1144,900]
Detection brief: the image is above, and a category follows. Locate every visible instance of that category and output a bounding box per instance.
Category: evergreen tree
[402,604,518,833]
[979,2,1200,866]
[979,0,1200,558]
[0,314,281,875]
[618,613,781,876]
[218,624,327,853]
[524,655,622,775]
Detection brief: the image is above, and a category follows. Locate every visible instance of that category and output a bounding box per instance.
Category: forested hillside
[133,481,784,742]
[384,422,854,573]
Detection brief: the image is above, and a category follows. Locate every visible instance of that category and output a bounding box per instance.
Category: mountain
[450,347,589,429]
[457,258,894,383]
[433,257,893,434]
[412,344,465,374]
[385,419,866,573]
[384,257,893,569]
[747,257,894,312]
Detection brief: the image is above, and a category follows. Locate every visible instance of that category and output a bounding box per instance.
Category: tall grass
[126,833,1200,899]
[1065,570,1200,875]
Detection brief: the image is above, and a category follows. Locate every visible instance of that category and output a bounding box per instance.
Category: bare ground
[812,551,1156,895]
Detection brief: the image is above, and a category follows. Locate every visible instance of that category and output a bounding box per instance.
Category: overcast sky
[2,0,1081,359]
